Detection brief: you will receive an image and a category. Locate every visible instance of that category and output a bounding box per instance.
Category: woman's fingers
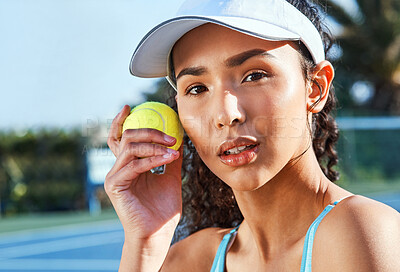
[105,151,180,194]
[105,106,182,195]
[120,128,176,149]
[108,105,131,156]
[108,142,178,177]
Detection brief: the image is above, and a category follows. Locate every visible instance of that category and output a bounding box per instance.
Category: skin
[105,24,400,272]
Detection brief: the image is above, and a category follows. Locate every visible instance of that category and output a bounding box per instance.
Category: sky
[0,0,185,131]
[0,0,354,132]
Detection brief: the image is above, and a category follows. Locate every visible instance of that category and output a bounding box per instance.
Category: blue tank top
[210,197,349,272]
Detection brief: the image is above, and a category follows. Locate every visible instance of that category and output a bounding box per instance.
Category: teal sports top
[210,197,349,272]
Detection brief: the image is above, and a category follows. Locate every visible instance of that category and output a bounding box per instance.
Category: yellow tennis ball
[122,101,184,150]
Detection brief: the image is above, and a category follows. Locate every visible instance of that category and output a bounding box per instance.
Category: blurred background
[0,0,399,271]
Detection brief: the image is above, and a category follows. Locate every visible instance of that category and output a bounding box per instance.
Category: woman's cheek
[288,116,309,140]
[179,112,216,157]
[253,114,307,139]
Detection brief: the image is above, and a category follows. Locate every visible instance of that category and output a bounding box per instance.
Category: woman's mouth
[219,144,259,167]
[223,144,256,155]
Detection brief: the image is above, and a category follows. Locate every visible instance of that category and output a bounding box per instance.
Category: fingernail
[163,153,173,158]
[122,105,130,112]
[167,148,178,155]
[164,134,176,143]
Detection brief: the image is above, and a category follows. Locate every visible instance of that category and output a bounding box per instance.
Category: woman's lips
[218,144,259,167]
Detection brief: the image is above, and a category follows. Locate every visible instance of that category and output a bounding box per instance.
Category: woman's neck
[232,147,336,261]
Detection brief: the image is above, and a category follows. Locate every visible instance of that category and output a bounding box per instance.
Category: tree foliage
[325,0,400,114]
[0,130,87,216]
[141,79,175,104]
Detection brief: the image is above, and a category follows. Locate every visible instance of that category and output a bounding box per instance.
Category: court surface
[0,193,398,272]
[0,219,123,271]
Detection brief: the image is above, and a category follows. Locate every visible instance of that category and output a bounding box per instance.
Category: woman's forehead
[175,23,285,50]
[172,23,299,68]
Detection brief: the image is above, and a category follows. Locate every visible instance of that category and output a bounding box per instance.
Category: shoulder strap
[300,196,351,272]
[210,226,239,272]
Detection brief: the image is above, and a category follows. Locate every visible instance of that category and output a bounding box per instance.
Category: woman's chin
[215,168,275,192]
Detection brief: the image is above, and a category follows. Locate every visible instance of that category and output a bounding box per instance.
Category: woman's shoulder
[313,194,400,271]
[325,194,400,233]
[161,226,233,271]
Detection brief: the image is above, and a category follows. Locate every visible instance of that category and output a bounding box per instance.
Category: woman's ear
[307,60,335,113]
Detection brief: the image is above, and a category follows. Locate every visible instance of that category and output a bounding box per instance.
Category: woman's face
[173,24,312,191]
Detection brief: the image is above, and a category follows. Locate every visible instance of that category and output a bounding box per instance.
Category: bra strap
[300,196,351,272]
[210,226,239,272]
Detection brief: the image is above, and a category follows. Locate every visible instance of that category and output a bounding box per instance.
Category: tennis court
[0,190,399,272]
[0,218,123,271]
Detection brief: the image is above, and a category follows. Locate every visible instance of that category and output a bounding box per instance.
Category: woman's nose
[214,90,246,129]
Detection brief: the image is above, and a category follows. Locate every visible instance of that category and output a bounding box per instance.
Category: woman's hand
[105,105,183,271]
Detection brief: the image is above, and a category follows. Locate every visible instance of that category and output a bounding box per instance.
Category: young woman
[105,0,400,271]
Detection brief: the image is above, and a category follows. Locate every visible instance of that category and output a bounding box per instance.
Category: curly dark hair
[163,0,340,242]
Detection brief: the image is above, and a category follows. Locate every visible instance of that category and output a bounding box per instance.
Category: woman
[105,0,400,271]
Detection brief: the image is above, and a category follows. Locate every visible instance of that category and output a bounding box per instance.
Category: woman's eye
[243,71,268,82]
[185,85,207,96]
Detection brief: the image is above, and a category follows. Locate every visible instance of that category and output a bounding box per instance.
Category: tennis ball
[122,101,184,150]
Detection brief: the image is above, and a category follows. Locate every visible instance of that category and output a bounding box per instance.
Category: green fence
[336,117,400,194]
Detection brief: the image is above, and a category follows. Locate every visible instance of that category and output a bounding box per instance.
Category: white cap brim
[130,1,325,78]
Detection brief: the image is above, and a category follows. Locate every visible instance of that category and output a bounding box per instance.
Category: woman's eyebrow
[176,49,273,80]
[225,48,274,68]
[176,66,207,80]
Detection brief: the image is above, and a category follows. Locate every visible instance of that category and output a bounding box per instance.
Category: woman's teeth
[224,145,255,155]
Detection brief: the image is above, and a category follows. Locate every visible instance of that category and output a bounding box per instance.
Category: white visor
[130,0,325,80]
